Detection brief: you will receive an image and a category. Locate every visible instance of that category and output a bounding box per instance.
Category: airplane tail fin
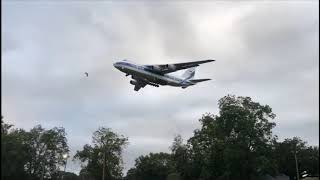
[182,67,196,80]
[189,78,211,83]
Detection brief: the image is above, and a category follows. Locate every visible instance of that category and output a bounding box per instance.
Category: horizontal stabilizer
[190,78,211,83]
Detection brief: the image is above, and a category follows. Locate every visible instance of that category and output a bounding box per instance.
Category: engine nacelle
[130,80,138,85]
[152,65,161,71]
[167,64,176,70]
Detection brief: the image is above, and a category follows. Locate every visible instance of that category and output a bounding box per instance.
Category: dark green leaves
[74,127,128,180]
[1,121,69,180]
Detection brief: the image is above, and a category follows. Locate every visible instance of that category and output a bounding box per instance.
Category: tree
[169,135,192,180]
[125,152,175,180]
[1,121,30,180]
[166,173,181,180]
[186,95,278,180]
[1,120,69,180]
[1,119,13,134]
[274,137,319,179]
[61,172,81,180]
[22,125,69,180]
[299,146,319,177]
[74,127,128,180]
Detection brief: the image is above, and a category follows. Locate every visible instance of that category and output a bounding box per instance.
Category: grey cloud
[2,1,318,175]
[2,35,18,52]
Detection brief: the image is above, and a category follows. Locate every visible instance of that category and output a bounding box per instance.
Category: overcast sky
[2,1,319,175]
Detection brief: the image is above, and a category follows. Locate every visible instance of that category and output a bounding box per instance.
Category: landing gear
[148,83,159,87]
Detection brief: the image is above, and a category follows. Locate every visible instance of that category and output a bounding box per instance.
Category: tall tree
[169,135,191,180]
[125,152,175,180]
[274,137,319,179]
[1,120,69,180]
[74,127,128,180]
[187,95,278,180]
[1,121,30,180]
[24,125,69,179]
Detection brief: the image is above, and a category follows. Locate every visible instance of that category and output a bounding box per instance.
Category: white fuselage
[113,61,194,87]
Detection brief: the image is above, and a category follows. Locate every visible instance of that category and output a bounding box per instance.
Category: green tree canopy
[1,121,30,180]
[186,95,278,180]
[2,95,319,180]
[169,135,192,180]
[74,127,128,180]
[275,137,319,179]
[125,152,175,180]
[24,125,69,179]
[1,120,69,180]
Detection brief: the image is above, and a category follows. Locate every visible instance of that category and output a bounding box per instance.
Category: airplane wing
[189,78,211,83]
[144,59,215,74]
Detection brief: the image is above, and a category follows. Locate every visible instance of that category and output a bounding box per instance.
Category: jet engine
[152,65,162,71]
[130,80,138,85]
[167,64,176,70]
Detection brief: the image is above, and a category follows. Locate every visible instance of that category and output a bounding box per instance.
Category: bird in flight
[84,72,88,77]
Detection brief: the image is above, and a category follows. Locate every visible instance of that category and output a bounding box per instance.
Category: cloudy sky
[2,1,319,175]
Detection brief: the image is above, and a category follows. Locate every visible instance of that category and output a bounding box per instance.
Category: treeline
[1,95,319,180]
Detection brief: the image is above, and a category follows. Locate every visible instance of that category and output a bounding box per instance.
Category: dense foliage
[2,95,319,180]
[74,127,128,180]
[125,95,319,180]
[1,121,69,180]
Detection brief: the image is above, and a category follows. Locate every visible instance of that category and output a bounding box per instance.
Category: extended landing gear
[148,83,159,87]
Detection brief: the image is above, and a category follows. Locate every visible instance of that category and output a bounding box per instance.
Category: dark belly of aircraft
[122,67,168,85]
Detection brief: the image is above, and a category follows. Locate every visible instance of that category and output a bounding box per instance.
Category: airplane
[113,59,215,91]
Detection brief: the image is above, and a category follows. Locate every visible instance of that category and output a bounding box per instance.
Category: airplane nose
[114,63,121,70]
